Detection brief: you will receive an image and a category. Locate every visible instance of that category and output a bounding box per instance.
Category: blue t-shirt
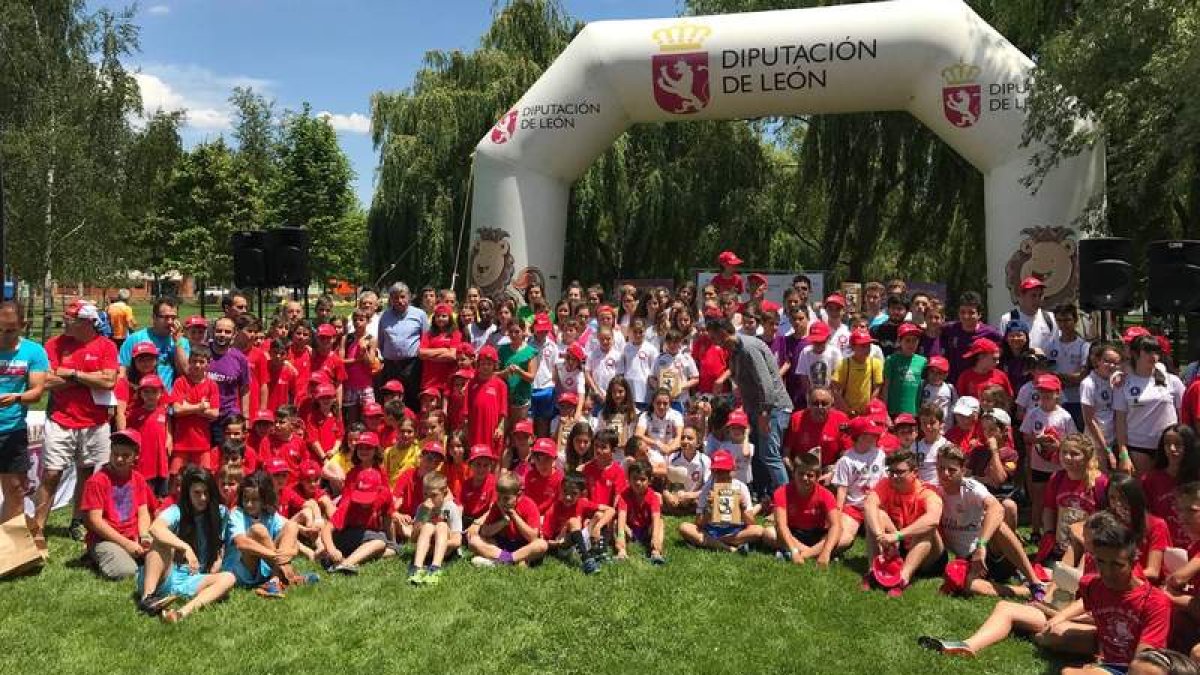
[159,503,228,568]
[0,338,50,433]
[119,328,189,390]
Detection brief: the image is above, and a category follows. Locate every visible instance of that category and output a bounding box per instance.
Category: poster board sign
[695,271,826,308]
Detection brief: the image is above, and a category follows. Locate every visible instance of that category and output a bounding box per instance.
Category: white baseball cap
[983,408,1011,427]
[951,396,980,417]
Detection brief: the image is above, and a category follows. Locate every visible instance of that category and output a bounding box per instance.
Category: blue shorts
[225,554,272,587]
[704,523,745,540]
[530,387,556,420]
[137,563,206,598]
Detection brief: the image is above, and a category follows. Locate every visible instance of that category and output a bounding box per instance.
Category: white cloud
[147,5,170,15]
[133,64,273,132]
[318,111,370,134]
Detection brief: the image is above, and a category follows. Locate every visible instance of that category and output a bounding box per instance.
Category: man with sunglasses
[783,386,849,481]
[0,302,48,530]
[119,297,190,390]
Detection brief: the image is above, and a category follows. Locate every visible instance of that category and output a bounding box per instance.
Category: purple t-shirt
[919,333,945,360]
[780,333,809,407]
[941,321,1002,383]
[206,344,250,417]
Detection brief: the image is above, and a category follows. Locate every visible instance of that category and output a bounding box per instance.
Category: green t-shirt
[499,342,538,406]
[884,352,927,416]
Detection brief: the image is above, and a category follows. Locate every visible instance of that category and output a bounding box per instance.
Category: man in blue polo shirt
[377,282,427,411]
[119,297,189,389]
[0,302,49,526]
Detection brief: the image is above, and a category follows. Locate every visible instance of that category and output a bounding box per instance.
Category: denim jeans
[751,407,792,499]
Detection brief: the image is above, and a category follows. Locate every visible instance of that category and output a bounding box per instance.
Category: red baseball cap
[532,313,553,334]
[1038,427,1062,442]
[421,441,446,458]
[458,343,475,358]
[299,460,321,481]
[596,305,615,318]
[184,316,208,329]
[726,410,750,429]
[558,392,579,406]
[871,553,905,589]
[477,345,499,363]
[382,379,405,393]
[1035,374,1063,392]
[131,342,159,358]
[513,419,534,435]
[316,323,337,338]
[848,417,883,439]
[469,444,497,463]
[823,293,847,309]
[717,251,743,267]
[420,386,442,400]
[939,558,970,595]
[532,437,557,457]
[892,413,917,428]
[1019,276,1046,292]
[1121,326,1150,345]
[710,449,735,472]
[349,468,386,505]
[806,321,831,343]
[265,457,290,475]
[867,398,890,426]
[433,303,453,316]
[315,383,337,399]
[362,402,384,417]
[138,374,164,391]
[897,323,922,339]
[927,356,949,372]
[963,337,1000,359]
[354,431,380,448]
[747,272,768,286]
[849,328,874,346]
[567,343,587,363]
[252,410,275,424]
[111,428,142,449]
[453,368,475,380]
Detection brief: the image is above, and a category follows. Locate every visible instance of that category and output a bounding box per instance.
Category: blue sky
[96,0,683,206]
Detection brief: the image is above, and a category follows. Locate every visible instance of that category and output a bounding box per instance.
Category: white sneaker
[471,556,496,568]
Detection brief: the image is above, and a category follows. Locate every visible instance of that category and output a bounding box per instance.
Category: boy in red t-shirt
[615,460,665,564]
[712,250,745,297]
[580,432,627,510]
[280,460,334,537]
[319,467,396,575]
[81,430,155,580]
[447,368,472,433]
[258,405,306,473]
[457,445,498,529]
[469,473,548,567]
[955,338,1013,400]
[523,437,563,514]
[126,374,171,497]
[303,384,343,464]
[542,472,615,575]
[765,453,841,566]
[263,338,299,412]
[922,512,1171,670]
[863,449,945,597]
[170,347,220,474]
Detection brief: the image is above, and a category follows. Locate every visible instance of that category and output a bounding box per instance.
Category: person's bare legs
[32,469,63,539]
[139,543,172,600]
[0,472,27,525]
[173,572,237,619]
[899,532,942,584]
[678,521,727,550]
[649,518,664,556]
[836,513,860,551]
[961,601,1049,654]
[342,539,387,567]
[412,522,435,568]
[512,538,547,564]
[72,464,96,520]
[431,524,460,567]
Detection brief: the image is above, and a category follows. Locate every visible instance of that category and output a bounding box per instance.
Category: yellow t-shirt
[833,356,883,414]
[383,442,420,486]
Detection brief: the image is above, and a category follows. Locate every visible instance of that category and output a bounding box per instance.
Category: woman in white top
[1114,335,1185,475]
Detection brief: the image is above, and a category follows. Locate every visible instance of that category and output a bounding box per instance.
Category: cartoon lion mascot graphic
[469,227,526,306]
[1004,226,1078,307]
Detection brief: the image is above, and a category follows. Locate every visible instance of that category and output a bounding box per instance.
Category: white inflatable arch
[469,0,1104,318]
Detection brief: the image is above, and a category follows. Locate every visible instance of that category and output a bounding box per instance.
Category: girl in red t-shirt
[1043,434,1107,563]
[419,304,462,396]
[1141,424,1199,548]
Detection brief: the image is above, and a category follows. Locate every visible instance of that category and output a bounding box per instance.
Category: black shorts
[790,528,828,548]
[1031,468,1053,484]
[0,428,30,475]
[332,528,388,557]
[985,549,1018,583]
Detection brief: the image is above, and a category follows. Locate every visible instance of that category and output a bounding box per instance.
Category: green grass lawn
[1,512,1067,675]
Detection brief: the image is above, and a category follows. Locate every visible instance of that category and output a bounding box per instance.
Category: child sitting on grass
[81,429,154,580]
[921,511,1171,672]
[831,417,888,551]
[678,450,763,554]
[764,453,841,567]
[664,424,711,515]
[542,471,615,574]
[137,466,237,623]
[469,473,548,567]
[319,466,396,576]
[862,449,945,597]
[222,470,311,598]
[523,437,564,515]
[407,472,464,585]
[458,445,499,531]
[615,460,665,565]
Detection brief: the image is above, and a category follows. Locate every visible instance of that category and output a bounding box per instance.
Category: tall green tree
[122,110,185,279]
[229,86,279,201]
[273,104,359,283]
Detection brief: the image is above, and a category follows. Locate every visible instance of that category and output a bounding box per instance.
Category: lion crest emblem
[1004,226,1078,306]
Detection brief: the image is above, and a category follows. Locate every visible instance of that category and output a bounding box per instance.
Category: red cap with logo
[726,410,750,429]
[717,251,743,267]
[567,343,587,363]
[558,392,579,407]
[963,337,1000,359]
[184,316,208,329]
[111,428,142,449]
[1019,276,1046,292]
[1122,326,1151,345]
[897,323,923,339]
[710,449,735,472]
[848,416,883,439]
[138,374,164,391]
[458,342,475,359]
[927,356,950,372]
[806,321,831,343]
[892,413,918,428]
[469,444,498,463]
[316,323,337,338]
[1034,374,1063,392]
[252,410,275,424]
[434,303,453,316]
[421,441,446,458]
[747,272,768,287]
[513,419,534,435]
[849,328,874,346]
[362,402,384,417]
[477,346,499,363]
[823,294,846,309]
[299,460,321,481]
[532,313,554,334]
[532,437,558,457]
[315,383,337,399]
[131,342,159,358]
[349,468,386,505]
[354,431,380,448]
[420,386,442,400]
[453,368,475,380]
[265,457,290,475]
[382,379,405,393]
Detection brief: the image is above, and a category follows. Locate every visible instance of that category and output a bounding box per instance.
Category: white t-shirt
[652,351,699,404]
[695,478,754,515]
[638,408,684,447]
[915,436,950,485]
[1112,372,1185,449]
[586,345,622,398]
[1016,381,1040,412]
[709,439,754,486]
[1079,371,1115,446]
[832,446,886,509]
[1020,406,1077,472]
[466,323,497,352]
[419,496,464,533]
[555,362,586,399]
[937,478,991,557]
[920,382,957,422]
[831,323,853,358]
[668,451,711,491]
[1047,335,1090,404]
[531,337,560,390]
[797,344,841,390]
[1000,308,1056,353]
[618,341,659,404]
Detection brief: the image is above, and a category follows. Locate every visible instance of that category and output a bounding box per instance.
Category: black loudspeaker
[231,231,265,288]
[1078,238,1135,312]
[263,226,310,287]
[1147,240,1200,315]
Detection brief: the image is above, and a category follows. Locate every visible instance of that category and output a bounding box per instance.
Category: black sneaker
[68,518,86,542]
[137,594,178,616]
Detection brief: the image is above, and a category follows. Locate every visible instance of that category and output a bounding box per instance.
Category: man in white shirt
[998,277,1056,353]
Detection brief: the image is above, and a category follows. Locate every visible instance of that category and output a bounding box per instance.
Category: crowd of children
[31,251,1200,669]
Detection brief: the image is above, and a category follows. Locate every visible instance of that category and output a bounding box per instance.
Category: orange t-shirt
[872,479,935,529]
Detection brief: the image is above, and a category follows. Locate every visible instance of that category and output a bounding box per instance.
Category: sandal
[917,636,975,657]
[255,579,286,599]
